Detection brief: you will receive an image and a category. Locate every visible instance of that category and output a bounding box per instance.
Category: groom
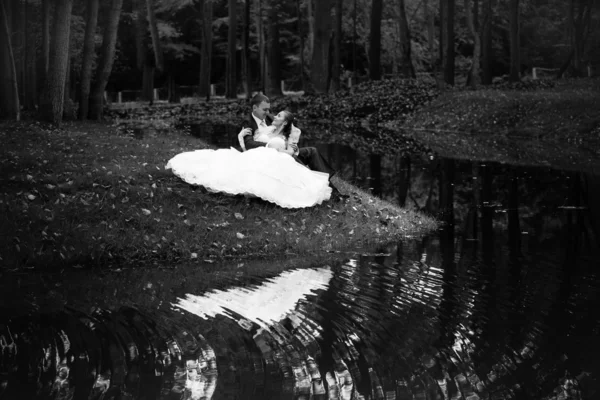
[238,94,337,177]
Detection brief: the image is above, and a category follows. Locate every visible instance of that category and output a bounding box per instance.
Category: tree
[0,0,19,120]
[40,0,50,86]
[147,0,164,72]
[444,0,455,84]
[465,0,481,87]
[369,0,383,80]
[226,0,237,98]
[241,0,251,98]
[439,0,446,84]
[265,2,282,97]
[198,0,213,99]
[509,0,520,82]
[306,0,314,64]
[397,0,415,78]
[481,0,493,84]
[79,0,100,119]
[331,0,343,91]
[40,0,73,125]
[12,0,25,106]
[24,0,37,110]
[424,0,436,73]
[568,0,594,77]
[296,0,306,90]
[89,0,123,119]
[255,0,266,93]
[310,0,332,92]
[135,0,153,102]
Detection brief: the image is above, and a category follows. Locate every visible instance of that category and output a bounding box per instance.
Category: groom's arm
[239,120,266,150]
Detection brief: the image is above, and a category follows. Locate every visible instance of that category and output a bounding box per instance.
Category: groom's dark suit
[240,114,335,177]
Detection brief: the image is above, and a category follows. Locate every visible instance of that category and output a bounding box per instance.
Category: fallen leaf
[234,212,244,220]
[141,208,151,215]
[236,232,245,239]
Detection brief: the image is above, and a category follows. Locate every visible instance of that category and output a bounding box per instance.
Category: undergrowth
[0,120,437,271]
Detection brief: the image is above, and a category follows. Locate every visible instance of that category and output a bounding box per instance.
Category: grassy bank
[0,120,437,271]
[397,78,600,172]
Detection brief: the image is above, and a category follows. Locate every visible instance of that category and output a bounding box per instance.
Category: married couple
[166,94,342,208]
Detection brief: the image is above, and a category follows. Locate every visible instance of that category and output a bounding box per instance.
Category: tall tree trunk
[425,0,435,72]
[89,0,123,120]
[265,2,282,97]
[331,0,342,91]
[63,55,74,119]
[465,0,480,87]
[307,0,314,64]
[24,0,37,110]
[143,65,155,102]
[509,0,520,82]
[297,0,306,90]
[352,0,357,81]
[167,72,180,103]
[146,0,163,72]
[134,0,152,101]
[41,0,50,82]
[370,154,382,196]
[12,0,25,106]
[397,156,411,207]
[481,0,493,84]
[571,0,593,77]
[310,0,332,93]
[439,0,446,86]
[444,0,455,85]
[199,0,213,99]
[0,0,20,120]
[40,0,73,125]
[369,0,383,80]
[397,0,415,78]
[226,0,237,98]
[241,0,251,98]
[255,0,265,93]
[79,0,99,119]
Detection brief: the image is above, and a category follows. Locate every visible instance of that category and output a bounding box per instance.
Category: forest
[1,0,599,126]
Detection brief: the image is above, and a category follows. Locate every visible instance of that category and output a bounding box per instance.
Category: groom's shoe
[330,185,349,202]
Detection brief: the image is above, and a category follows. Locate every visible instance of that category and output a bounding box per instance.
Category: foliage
[275,78,440,123]
[399,78,600,171]
[0,120,437,271]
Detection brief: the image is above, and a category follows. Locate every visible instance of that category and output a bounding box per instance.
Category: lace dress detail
[166,147,332,208]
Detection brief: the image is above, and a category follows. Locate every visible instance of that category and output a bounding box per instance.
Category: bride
[166,111,332,209]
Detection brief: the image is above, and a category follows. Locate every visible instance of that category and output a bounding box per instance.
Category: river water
[1,123,599,399]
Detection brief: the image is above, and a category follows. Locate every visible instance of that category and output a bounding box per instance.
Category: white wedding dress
[165,147,332,208]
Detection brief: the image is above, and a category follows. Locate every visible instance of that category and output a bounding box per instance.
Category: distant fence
[532,64,600,79]
[105,73,447,104]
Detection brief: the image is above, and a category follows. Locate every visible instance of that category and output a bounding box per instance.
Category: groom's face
[253,101,270,121]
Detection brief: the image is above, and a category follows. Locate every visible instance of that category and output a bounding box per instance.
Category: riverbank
[0,120,438,271]
[397,78,600,174]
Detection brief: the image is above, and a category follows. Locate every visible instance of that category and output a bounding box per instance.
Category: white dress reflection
[174,267,340,398]
[174,267,333,329]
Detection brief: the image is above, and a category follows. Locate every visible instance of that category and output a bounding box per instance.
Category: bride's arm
[237,128,251,150]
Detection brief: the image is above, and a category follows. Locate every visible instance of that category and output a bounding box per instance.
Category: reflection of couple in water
[167,94,345,208]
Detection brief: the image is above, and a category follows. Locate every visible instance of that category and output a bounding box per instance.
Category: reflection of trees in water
[0,307,218,400]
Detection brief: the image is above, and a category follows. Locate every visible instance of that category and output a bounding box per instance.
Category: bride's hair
[280,111,295,139]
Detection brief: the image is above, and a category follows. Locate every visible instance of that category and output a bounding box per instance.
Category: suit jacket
[240,114,273,150]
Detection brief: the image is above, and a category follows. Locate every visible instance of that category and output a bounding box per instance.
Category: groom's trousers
[296,147,336,177]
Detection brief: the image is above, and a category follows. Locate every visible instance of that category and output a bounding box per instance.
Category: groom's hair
[250,93,269,108]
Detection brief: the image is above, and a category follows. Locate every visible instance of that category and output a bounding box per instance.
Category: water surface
[2,123,599,399]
